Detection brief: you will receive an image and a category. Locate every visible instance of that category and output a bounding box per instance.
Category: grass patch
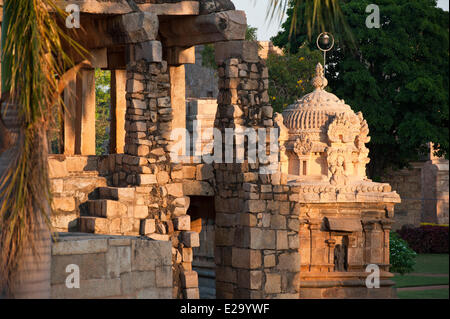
[393,275,448,288]
[397,288,449,299]
[413,254,449,274]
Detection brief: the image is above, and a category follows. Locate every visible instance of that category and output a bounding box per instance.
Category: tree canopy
[272,0,449,178]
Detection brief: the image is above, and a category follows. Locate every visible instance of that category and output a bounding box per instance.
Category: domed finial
[312,63,328,90]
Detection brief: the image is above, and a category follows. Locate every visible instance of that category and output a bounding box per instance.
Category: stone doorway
[187,196,216,299]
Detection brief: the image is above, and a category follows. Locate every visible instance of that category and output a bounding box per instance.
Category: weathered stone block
[52,238,108,256]
[156,265,172,288]
[264,254,276,268]
[106,246,131,278]
[238,270,262,290]
[277,253,301,271]
[276,230,289,250]
[271,214,286,229]
[135,40,162,62]
[264,273,281,294]
[131,240,172,271]
[215,41,259,64]
[181,231,200,247]
[173,215,191,231]
[249,228,276,250]
[231,248,261,269]
[196,164,214,180]
[137,174,157,185]
[52,197,76,212]
[182,181,214,196]
[166,183,184,197]
[140,219,156,235]
[183,288,200,299]
[182,248,193,262]
[245,200,266,213]
[181,270,198,289]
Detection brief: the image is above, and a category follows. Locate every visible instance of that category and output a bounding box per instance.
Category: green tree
[95,69,111,155]
[267,47,323,113]
[272,0,449,178]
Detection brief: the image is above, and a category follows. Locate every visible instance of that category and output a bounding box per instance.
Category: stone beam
[53,0,199,15]
[159,10,246,47]
[62,11,158,54]
[166,47,196,66]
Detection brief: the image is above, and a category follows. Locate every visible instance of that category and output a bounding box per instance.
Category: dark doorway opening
[188,196,216,299]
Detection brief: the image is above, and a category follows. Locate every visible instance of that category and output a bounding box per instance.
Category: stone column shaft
[75,69,96,155]
[63,78,77,155]
[110,69,126,154]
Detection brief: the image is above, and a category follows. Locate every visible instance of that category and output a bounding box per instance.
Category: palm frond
[266,0,354,45]
[0,0,82,296]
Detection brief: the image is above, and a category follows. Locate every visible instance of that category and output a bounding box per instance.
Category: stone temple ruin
[0,0,402,299]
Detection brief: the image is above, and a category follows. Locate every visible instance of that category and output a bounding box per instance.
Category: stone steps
[98,186,136,202]
[79,186,152,236]
[87,199,127,218]
[78,216,138,236]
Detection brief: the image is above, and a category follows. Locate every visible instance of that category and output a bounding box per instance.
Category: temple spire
[312,63,328,91]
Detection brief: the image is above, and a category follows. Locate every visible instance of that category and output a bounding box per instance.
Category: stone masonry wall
[51,233,172,299]
[213,40,300,298]
[382,160,449,229]
[381,163,424,230]
[121,41,199,298]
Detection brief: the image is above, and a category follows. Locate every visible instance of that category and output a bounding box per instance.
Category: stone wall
[185,46,218,98]
[422,160,449,224]
[381,159,449,229]
[51,233,172,299]
[212,40,300,299]
[381,162,424,229]
[119,42,200,298]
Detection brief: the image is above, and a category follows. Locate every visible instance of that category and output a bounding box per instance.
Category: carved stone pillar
[75,69,96,155]
[308,218,322,272]
[110,69,126,154]
[325,238,336,272]
[381,220,394,271]
[63,78,77,155]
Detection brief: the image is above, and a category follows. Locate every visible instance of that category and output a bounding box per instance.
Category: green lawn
[393,275,448,288]
[412,254,449,274]
[397,289,449,299]
[393,254,449,299]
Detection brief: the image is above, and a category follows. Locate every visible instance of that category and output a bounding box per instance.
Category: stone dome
[282,63,356,134]
[277,63,372,185]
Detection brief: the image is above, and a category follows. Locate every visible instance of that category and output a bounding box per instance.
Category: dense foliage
[390,232,417,275]
[272,0,449,178]
[267,47,323,113]
[95,69,111,155]
[397,225,449,254]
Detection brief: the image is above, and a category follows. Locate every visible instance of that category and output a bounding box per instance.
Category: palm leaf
[0,0,84,296]
[266,0,354,45]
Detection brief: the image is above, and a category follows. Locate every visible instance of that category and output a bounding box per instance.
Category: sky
[232,0,450,41]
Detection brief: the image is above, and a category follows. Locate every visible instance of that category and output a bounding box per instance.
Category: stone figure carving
[293,134,313,156]
[334,243,348,272]
[327,148,350,186]
[327,112,359,144]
